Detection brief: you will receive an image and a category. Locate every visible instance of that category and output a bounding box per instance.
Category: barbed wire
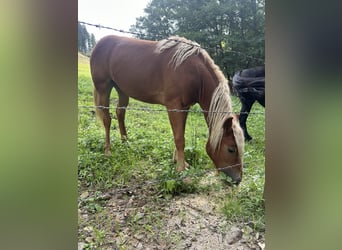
[78,103,265,194]
[78,21,265,194]
[78,108,264,193]
[79,21,152,38]
[78,20,265,63]
[78,105,265,115]
[78,107,265,193]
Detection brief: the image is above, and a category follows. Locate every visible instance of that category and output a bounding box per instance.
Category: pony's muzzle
[219,165,242,185]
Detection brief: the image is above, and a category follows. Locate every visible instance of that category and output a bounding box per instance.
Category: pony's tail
[93,87,110,126]
[93,89,102,120]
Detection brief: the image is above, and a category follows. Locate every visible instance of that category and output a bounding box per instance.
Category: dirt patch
[78,175,265,250]
[162,194,264,250]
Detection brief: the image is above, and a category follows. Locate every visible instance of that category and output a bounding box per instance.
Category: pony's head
[206,76,245,184]
[206,115,244,184]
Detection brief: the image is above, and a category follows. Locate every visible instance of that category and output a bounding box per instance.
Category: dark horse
[90,35,245,184]
[231,66,265,141]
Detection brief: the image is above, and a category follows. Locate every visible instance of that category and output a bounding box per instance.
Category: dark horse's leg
[239,96,255,141]
[167,107,189,172]
[257,94,265,107]
[114,85,129,140]
[93,80,114,156]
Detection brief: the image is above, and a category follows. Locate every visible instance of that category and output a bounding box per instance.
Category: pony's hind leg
[94,83,113,156]
[257,95,265,107]
[239,96,255,141]
[114,87,129,140]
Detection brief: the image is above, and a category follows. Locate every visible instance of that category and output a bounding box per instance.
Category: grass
[78,53,265,247]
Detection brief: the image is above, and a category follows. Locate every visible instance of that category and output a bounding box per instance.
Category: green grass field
[78,53,265,248]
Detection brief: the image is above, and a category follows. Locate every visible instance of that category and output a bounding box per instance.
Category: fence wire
[78,20,265,63]
[78,21,265,193]
[78,21,265,116]
[78,105,265,193]
[78,105,265,116]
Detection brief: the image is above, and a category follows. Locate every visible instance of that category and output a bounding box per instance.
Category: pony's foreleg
[116,91,129,141]
[94,87,112,156]
[167,109,189,172]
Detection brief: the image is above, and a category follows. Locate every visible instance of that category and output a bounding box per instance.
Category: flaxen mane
[155,36,244,157]
[155,36,201,69]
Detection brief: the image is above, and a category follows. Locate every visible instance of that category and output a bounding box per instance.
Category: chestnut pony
[90,35,245,184]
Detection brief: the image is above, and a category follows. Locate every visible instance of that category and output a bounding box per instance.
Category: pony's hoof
[176,166,185,172]
[104,150,111,156]
[176,162,189,172]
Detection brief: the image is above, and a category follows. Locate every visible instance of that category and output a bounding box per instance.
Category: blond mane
[155,36,201,69]
[207,82,244,158]
[155,36,244,156]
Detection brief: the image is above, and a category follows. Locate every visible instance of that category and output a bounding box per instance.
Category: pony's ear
[223,116,234,135]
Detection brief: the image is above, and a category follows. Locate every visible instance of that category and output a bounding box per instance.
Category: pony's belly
[117,84,164,105]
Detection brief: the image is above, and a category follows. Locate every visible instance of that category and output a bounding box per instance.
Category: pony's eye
[228,147,236,153]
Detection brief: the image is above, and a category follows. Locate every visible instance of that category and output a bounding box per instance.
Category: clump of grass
[156,160,205,195]
[222,180,265,231]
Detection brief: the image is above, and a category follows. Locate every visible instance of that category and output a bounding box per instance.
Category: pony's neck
[198,78,219,126]
[197,51,228,126]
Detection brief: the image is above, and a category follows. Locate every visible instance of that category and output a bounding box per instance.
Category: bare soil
[78,174,265,250]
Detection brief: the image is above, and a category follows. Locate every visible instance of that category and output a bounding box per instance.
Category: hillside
[78,52,90,64]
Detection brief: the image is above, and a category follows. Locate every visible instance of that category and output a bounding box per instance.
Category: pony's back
[232,66,265,89]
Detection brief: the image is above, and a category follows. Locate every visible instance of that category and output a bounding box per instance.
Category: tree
[130,0,264,76]
[130,0,177,40]
[88,34,96,53]
[78,23,96,55]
